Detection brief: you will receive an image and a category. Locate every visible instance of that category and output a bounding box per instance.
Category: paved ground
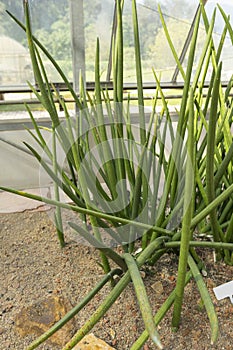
[0,188,48,213]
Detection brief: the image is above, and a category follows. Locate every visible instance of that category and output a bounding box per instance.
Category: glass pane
[121,0,200,83]
[29,0,72,82]
[83,0,115,82]
[84,0,200,83]
[0,0,71,86]
[1,0,232,87]
[0,1,33,86]
[204,0,233,81]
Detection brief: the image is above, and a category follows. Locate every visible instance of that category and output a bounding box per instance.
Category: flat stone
[73,333,115,349]
[0,188,50,213]
[15,295,74,346]
[151,281,164,296]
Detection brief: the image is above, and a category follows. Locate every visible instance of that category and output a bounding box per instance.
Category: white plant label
[213,281,233,304]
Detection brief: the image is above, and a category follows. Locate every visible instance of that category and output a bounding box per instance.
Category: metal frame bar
[0,79,230,95]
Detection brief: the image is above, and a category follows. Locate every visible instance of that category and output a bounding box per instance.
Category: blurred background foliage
[0,0,197,82]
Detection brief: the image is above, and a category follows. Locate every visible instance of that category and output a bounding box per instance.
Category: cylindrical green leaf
[124,253,163,349]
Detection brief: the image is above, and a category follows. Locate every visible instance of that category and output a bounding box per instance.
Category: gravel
[0,209,233,349]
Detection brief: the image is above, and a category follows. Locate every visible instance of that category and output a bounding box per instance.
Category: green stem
[52,125,65,247]
[164,241,233,250]
[1,184,233,237]
[61,238,166,350]
[191,183,233,227]
[172,88,195,329]
[23,1,60,126]
[188,255,219,344]
[130,270,193,350]
[206,63,223,243]
[69,222,127,271]
[124,253,163,349]
[132,0,146,144]
[0,185,173,235]
[7,9,83,110]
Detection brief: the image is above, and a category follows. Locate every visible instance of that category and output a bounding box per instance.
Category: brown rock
[73,333,115,349]
[15,295,74,346]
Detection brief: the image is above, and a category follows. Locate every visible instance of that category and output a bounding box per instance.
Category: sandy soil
[0,209,233,350]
